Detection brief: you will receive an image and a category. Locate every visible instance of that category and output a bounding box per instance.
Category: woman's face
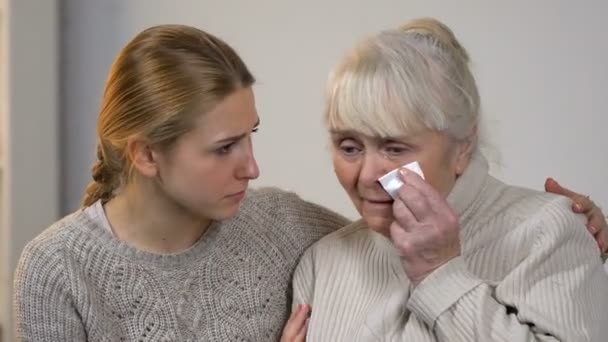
[331,128,470,234]
[151,87,260,221]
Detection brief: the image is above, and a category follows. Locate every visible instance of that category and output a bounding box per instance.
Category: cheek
[417,151,458,196]
[167,156,225,193]
[332,156,358,194]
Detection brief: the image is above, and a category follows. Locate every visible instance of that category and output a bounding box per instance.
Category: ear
[454,125,478,176]
[127,136,160,178]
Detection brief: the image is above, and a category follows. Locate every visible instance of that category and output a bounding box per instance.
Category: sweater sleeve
[290,246,316,312]
[406,197,608,342]
[13,238,87,341]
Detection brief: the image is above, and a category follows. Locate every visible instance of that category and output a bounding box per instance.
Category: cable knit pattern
[292,154,608,341]
[13,187,349,341]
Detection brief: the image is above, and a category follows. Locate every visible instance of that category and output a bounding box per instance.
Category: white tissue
[377,161,425,200]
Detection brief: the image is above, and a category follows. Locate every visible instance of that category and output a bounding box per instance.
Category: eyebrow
[214,118,260,144]
[329,129,358,136]
[330,129,413,144]
[329,129,384,140]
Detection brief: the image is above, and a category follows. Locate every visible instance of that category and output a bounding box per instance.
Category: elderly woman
[288,18,608,341]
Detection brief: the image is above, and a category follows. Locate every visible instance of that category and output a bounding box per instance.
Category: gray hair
[324,18,480,143]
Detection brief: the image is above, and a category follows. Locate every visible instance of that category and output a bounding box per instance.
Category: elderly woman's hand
[545,178,608,254]
[390,169,461,286]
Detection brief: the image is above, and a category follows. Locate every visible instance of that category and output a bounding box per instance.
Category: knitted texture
[14,187,349,341]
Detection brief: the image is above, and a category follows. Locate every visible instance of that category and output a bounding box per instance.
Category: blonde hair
[82,24,255,207]
[325,17,480,141]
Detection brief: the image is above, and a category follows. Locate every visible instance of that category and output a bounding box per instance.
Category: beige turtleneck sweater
[292,154,608,341]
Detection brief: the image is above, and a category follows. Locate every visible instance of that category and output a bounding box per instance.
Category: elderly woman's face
[331,129,468,233]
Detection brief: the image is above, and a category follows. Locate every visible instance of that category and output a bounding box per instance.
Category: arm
[280,249,315,342]
[406,199,608,341]
[254,187,351,246]
[291,247,316,310]
[13,240,87,341]
[277,188,351,237]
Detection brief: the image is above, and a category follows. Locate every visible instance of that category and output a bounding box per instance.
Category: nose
[359,152,390,188]
[237,137,260,180]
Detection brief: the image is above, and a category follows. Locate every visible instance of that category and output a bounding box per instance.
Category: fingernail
[574,203,583,211]
[399,168,409,178]
[589,225,598,234]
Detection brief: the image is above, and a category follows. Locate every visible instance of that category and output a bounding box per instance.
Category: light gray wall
[1,0,59,340]
[61,0,608,219]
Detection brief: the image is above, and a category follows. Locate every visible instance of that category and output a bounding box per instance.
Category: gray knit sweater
[13,188,349,341]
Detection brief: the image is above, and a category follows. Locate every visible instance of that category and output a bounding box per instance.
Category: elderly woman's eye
[338,141,362,156]
[384,145,408,155]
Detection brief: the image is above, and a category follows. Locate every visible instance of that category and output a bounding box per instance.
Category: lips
[361,199,394,211]
[361,196,393,204]
[227,190,247,198]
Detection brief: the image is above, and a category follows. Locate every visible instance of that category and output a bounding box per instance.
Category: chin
[213,203,242,221]
[363,216,392,236]
[191,202,240,222]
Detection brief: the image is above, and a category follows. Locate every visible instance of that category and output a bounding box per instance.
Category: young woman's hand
[545,178,607,253]
[280,304,310,342]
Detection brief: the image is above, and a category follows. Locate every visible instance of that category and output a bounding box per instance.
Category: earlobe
[127,137,158,178]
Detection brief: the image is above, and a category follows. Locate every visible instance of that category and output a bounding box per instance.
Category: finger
[545,178,574,197]
[395,180,434,222]
[399,168,449,211]
[544,178,592,213]
[389,222,432,258]
[293,319,309,342]
[283,304,308,338]
[599,234,608,254]
[544,178,577,198]
[389,221,415,257]
[587,207,605,232]
[283,304,301,331]
[588,225,607,253]
[573,195,597,215]
[392,197,418,230]
[587,223,599,235]
[592,231,603,252]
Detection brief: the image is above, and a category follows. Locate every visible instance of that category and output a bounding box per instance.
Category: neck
[104,180,211,254]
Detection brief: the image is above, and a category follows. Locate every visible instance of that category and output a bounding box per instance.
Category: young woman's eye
[217,142,236,155]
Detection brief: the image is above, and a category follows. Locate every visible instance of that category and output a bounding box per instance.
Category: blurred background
[1,1,607,340]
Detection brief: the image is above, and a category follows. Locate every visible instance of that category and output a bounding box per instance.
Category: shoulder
[495,185,589,247]
[498,185,582,225]
[524,193,589,245]
[241,186,351,231]
[242,187,303,213]
[303,220,375,259]
[315,219,371,244]
[228,187,351,258]
[14,211,94,298]
[242,187,334,215]
[20,211,88,255]
[16,211,96,278]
